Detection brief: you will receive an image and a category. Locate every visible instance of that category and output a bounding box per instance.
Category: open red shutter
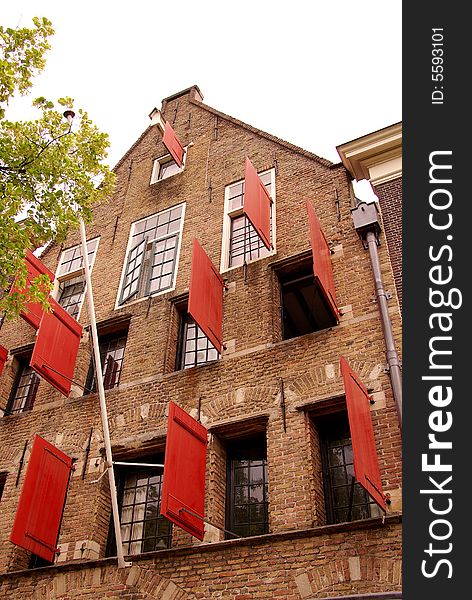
[243,158,272,250]
[188,239,225,353]
[10,434,73,562]
[30,298,82,397]
[0,345,8,377]
[306,200,339,321]
[340,356,386,511]
[160,401,208,540]
[10,251,54,330]
[162,121,185,167]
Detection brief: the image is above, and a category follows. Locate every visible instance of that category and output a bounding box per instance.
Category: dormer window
[150,152,186,184]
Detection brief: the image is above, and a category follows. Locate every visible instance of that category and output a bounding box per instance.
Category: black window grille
[58,276,86,318]
[226,438,269,538]
[177,315,219,370]
[6,359,40,414]
[86,333,127,393]
[227,171,273,267]
[319,414,382,524]
[112,463,171,556]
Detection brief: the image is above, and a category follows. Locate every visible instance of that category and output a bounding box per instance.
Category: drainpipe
[351,202,402,431]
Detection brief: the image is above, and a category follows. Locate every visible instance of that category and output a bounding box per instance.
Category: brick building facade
[0,87,402,599]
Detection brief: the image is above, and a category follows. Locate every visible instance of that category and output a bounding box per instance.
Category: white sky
[3,1,401,201]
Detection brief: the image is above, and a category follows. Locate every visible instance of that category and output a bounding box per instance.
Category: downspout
[351,202,402,431]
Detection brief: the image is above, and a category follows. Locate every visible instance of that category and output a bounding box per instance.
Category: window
[278,258,338,340]
[221,169,276,270]
[226,437,269,538]
[318,413,382,524]
[150,151,185,184]
[118,205,185,306]
[0,473,6,501]
[85,328,128,393]
[109,461,172,556]
[177,312,219,370]
[55,238,99,319]
[5,356,40,415]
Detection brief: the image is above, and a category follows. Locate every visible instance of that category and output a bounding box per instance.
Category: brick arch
[32,564,189,599]
[205,383,279,421]
[286,360,383,402]
[108,401,167,433]
[295,556,402,598]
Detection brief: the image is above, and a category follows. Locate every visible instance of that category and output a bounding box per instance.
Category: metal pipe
[366,230,402,429]
[79,219,131,569]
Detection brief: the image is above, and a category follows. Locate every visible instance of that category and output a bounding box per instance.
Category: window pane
[228,444,269,538]
[320,417,376,524]
[118,467,171,555]
[7,362,40,414]
[180,315,220,370]
[58,239,98,276]
[58,276,86,318]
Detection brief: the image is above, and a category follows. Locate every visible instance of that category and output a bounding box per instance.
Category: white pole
[79,219,131,569]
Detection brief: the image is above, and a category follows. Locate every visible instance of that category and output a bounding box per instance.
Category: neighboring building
[0,87,402,599]
[337,123,402,311]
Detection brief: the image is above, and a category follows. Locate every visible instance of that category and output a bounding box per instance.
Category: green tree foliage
[0,17,115,319]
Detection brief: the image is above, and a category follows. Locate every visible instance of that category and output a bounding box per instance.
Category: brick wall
[0,87,402,598]
[374,178,403,311]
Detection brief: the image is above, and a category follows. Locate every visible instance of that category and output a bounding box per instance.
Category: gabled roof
[113,90,333,172]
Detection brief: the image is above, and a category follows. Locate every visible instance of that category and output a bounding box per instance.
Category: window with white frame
[221,169,275,271]
[55,238,99,319]
[150,151,185,184]
[118,204,185,306]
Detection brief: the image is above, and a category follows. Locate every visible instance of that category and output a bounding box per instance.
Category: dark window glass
[177,315,219,370]
[86,332,127,393]
[29,554,53,569]
[319,414,381,524]
[0,473,6,501]
[6,359,40,414]
[58,276,86,318]
[112,463,171,556]
[227,438,269,538]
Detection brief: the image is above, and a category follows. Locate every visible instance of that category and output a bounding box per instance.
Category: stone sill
[0,514,402,581]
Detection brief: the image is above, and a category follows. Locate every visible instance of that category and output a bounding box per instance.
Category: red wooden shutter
[306,200,339,321]
[30,298,82,397]
[162,121,185,167]
[0,345,8,377]
[243,158,272,250]
[10,434,73,562]
[340,356,386,511]
[10,251,54,330]
[160,401,208,540]
[188,239,225,353]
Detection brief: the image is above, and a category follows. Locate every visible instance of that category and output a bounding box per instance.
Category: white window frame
[53,237,100,320]
[115,203,186,309]
[150,147,187,185]
[220,168,276,273]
